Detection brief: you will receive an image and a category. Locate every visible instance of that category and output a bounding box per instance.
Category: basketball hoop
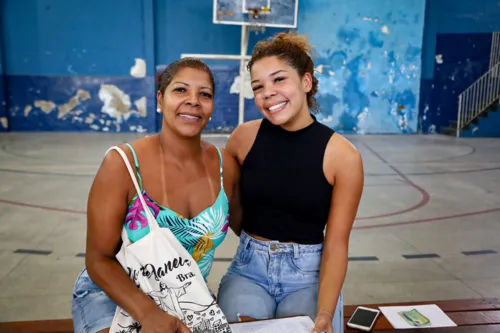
[246,7,270,34]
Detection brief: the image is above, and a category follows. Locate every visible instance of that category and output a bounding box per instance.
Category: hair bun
[272,31,317,59]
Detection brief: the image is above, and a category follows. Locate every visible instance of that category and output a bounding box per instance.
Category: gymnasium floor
[0,132,499,322]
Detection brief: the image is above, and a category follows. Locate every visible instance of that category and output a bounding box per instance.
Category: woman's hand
[141,307,192,333]
[311,310,333,333]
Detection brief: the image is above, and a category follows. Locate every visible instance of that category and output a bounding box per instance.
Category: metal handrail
[490,32,500,69]
[456,62,500,137]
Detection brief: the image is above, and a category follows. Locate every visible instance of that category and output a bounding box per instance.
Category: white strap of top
[105,146,160,245]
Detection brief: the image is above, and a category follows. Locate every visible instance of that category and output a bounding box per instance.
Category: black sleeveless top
[240,115,335,244]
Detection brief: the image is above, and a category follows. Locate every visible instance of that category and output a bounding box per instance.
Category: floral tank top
[123,143,230,280]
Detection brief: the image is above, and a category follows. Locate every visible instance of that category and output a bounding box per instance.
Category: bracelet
[317,310,333,318]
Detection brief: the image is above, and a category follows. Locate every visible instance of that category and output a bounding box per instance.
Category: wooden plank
[381,324,500,333]
[0,319,73,333]
[344,298,500,317]
[2,299,499,333]
[486,311,500,322]
[345,310,500,332]
[449,310,500,325]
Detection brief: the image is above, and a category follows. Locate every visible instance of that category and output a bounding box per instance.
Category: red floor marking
[354,207,500,229]
[357,143,431,220]
[0,144,494,229]
[0,199,85,214]
[0,197,498,230]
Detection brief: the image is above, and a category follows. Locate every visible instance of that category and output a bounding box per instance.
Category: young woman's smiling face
[250,56,312,126]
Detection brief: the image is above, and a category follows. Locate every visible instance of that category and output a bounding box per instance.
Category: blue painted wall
[2,0,155,132]
[420,0,500,133]
[299,0,426,134]
[426,33,492,133]
[1,0,499,134]
[0,0,285,133]
[0,6,7,132]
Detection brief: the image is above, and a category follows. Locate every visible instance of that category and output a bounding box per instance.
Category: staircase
[442,32,500,137]
[442,101,500,137]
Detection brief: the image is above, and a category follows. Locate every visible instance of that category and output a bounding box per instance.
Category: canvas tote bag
[107,146,231,333]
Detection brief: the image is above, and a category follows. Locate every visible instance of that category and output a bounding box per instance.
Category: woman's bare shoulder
[324,133,363,183]
[226,119,262,164]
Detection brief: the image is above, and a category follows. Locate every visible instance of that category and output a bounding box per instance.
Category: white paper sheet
[379,304,457,329]
[229,316,315,333]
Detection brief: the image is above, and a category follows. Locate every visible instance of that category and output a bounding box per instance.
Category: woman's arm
[228,171,242,236]
[313,136,364,332]
[84,148,163,323]
[224,120,261,236]
[221,147,243,236]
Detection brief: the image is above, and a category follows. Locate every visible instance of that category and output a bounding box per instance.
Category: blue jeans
[217,231,344,332]
[72,269,117,333]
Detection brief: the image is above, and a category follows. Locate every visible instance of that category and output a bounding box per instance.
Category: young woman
[72,58,241,333]
[218,32,364,333]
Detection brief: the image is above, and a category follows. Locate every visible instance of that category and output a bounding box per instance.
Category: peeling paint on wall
[28,89,91,119]
[230,74,254,99]
[58,89,91,118]
[134,96,147,117]
[98,84,147,131]
[0,117,8,129]
[422,32,493,133]
[5,74,155,132]
[130,58,146,78]
[34,100,57,114]
[363,17,380,22]
[24,105,33,117]
[299,0,424,134]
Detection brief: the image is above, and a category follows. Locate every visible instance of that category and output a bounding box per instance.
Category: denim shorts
[72,268,117,333]
[217,231,344,332]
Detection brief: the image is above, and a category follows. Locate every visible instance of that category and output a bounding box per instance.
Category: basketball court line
[354,142,500,229]
[366,165,500,177]
[0,164,97,169]
[2,164,500,178]
[0,139,478,165]
[357,142,431,220]
[353,206,500,230]
[0,198,86,214]
[10,248,499,262]
[0,168,94,177]
[350,139,478,165]
[2,196,496,231]
[0,141,498,228]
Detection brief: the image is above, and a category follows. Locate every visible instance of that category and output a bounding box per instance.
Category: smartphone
[346,306,380,331]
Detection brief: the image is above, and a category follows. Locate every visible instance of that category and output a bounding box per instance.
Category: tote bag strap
[105,146,160,245]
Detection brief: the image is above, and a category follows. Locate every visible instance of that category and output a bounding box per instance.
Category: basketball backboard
[213,0,298,28]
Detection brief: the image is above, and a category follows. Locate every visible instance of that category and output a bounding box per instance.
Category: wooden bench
[344,298,500,332]
[1,298,499,333]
